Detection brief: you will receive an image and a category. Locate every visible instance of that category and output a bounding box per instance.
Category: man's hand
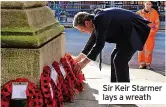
[74,56,81,63]
[73,61,86,74]
[73,58,90,74]
[74,53,86,63]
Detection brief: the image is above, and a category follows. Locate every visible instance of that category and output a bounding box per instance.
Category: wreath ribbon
[40,65,63,107]
[52,60,74,102]
[65,53,85,92]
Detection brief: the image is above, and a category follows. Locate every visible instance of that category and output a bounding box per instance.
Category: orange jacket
[136,8,160,32]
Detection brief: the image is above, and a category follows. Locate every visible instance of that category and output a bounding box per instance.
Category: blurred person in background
[136,1,160,69]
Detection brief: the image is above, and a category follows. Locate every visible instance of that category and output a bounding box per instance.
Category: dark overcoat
[82,8,151,61]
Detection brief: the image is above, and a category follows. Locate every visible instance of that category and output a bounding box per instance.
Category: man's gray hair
[73,12,91,27]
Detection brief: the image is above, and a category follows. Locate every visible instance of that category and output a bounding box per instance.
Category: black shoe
[139,65,146,69]
[146,65,151,70]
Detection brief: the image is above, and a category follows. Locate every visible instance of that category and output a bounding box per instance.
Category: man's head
[144,1,153,11]
[73,12,94,35]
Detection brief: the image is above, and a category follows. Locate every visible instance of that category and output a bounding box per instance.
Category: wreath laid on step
[1,53,86,107]
[65,53,85,92]
[40,65,63,107]
[1,78,43,107]
[65,53,85,88]
[53,59,75,102]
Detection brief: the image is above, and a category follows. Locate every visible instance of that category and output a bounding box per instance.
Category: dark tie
[99,51,102,71]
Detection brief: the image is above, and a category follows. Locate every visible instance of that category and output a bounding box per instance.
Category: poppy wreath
[1,78,43,107]
[60,57,84,95]
[52,61,74,102]
[40,65,63,107]
[65,53,85,92]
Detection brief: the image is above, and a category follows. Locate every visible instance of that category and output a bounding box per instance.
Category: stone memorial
[1,1,66,85]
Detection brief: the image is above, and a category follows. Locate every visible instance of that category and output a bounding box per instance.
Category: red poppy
[1,101,9,107]
[62,55,85,93]
[53,60,75,102]
[40,65,63,107]
[1,78,43,107]
[65,53,85,92]
[60,57,77,102]
[65,53,85,80]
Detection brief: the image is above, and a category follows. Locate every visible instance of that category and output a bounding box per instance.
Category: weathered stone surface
[1,33,66,85]
[1,1,64,48]
[1,24,64,48]
[1,1,47,9]
[1,1,66,86]
[1,6,60,36]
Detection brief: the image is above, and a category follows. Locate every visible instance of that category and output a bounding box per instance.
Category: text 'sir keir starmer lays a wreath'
[99,83,166,104]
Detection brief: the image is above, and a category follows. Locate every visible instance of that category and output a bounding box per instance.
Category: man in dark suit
[73,8,150,82]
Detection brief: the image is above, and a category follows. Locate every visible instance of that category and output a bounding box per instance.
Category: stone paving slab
[64,77,166,107]
[136,104,166,107]
[108,104,166,107]
[74,79,100,100]
[64,61,166,107]
[83,64,102,79]
[130,69,166,82]
[64,100,108,107]
[108,104,139,107]
[83,62,166,82]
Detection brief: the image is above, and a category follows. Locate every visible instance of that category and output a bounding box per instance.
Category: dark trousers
[110,43,136,82]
